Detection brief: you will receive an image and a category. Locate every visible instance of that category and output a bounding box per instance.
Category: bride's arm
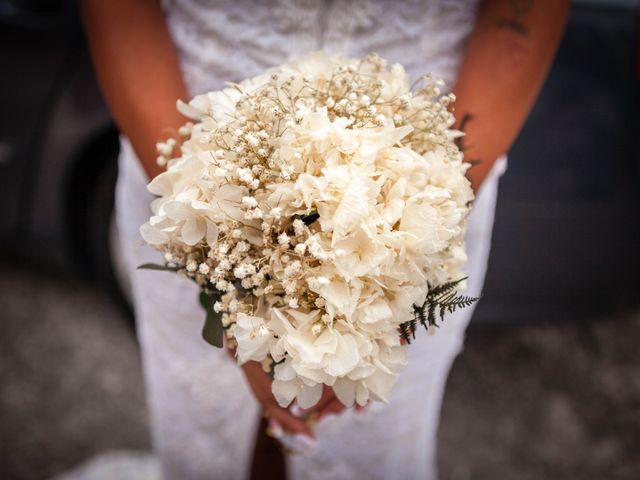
[81,0,314,436]
[81,0,188,179]
[452,0,570,192]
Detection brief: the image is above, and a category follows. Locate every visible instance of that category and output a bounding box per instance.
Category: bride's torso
[161,0,481,96]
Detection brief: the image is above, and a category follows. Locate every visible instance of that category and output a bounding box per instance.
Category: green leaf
[137,263,179,272]
[427,277,467,299]
[400,279,479,339]
[294,210,320,226]
[199,291,209,309]
[200,292,224,348]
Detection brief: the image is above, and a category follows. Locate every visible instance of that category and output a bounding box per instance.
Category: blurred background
[1,0,639,479]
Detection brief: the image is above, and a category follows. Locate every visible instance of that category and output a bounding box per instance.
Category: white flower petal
[355,381,370,406]
[139,222,167,245]
[274,360,297,382]
[181,217,205,245]
[332,377,356,407]
[177,98,206,120]
[272,378,300,408]
[235,314,273,363]
[297,382,323,409]
[205,220,219,246]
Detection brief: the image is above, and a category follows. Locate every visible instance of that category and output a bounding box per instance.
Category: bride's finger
[267,406,315,439]
[318,397,346,419]
[266,417,284,438]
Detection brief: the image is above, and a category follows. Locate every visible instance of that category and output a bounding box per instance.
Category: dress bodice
[161,0,481,97]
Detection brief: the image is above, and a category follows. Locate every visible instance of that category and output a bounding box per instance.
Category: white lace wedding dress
[115,1,507,479]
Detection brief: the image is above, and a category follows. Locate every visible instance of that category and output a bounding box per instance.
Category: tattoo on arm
[495,18,529,36]
[494,0,534,37]
[510,0,534,16]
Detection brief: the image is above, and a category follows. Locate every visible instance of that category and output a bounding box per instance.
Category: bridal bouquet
[140,52,476,409]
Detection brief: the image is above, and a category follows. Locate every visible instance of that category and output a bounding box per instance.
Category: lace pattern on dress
[161,0,481,96]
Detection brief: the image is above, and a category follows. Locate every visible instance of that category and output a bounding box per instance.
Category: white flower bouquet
[140,52,477,409]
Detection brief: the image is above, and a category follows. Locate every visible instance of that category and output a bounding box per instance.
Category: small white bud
[269,207,282,219]
[155,142,172,156]
[178,123,193,137]
[242,196,258,209]
[245,133,260,147]
[213,301,224,313]
[293,219,305,236]
[278,232,290,246]
[186,261,198,273]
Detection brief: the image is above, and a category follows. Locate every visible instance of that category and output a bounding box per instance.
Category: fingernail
[267,418,283,438]
[290,405,304,417]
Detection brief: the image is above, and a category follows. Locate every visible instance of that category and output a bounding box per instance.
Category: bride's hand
[240,360,315,439]
[231,349,364,434]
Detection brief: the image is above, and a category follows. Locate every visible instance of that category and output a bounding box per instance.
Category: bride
[81,1,568,478]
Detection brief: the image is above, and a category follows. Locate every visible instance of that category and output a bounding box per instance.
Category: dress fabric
[115,1,506,479]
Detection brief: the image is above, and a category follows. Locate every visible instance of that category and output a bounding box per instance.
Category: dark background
[0,1,639,479]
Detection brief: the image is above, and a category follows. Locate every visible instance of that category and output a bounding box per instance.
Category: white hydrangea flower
[140,51,474,410]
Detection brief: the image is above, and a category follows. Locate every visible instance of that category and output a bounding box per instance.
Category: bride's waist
[177,47,465,98]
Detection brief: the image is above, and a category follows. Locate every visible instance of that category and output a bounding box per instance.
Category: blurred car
[477,0,640,322]
[0,0,638,322]
[0,0,123,294]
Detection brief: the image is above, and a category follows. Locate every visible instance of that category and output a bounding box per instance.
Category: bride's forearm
[452,0,570,192]
[81,0,188,179]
